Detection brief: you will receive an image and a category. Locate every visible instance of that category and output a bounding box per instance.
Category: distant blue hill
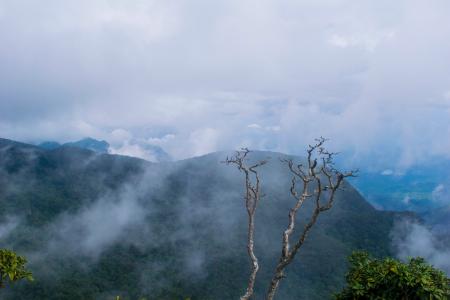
[39,138,109,153]
[63,137,110,153]
[37,137,171,162]
[139,143,172,162]
[38,141,61,150]
[349,159,450,213]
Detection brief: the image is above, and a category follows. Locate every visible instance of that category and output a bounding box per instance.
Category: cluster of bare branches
[266,137,357,299]
[225,138,357,300]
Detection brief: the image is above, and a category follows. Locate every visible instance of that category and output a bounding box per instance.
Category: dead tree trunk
[266,137,356,300]
[225,149,267,300]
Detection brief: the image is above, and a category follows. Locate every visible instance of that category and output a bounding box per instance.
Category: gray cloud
[431,183,450,207]
[391,220,450,274]
[44,187,148,260]
[0,0,449,169]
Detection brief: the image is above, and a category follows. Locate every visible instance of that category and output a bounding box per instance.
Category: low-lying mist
[391,219,450,274]
[0,142,440,299]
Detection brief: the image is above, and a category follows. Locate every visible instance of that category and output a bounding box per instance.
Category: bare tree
[266,137,357,300]
[225,148,268,300]
[225,139,356,300]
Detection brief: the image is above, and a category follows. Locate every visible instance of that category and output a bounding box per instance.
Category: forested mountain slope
[0,138,406,299]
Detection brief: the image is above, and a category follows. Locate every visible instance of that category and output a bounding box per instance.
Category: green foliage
[335,251,450,300]
[0,249,33,288]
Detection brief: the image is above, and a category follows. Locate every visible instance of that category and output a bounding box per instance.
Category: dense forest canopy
[0,138,413,299]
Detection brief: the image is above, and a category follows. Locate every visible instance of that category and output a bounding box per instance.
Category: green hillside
[0,138,407,299]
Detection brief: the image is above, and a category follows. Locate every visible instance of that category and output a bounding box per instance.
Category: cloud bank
[392,220,450,274]
[0,0,449,169]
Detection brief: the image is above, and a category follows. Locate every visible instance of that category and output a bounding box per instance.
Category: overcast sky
[0,0,449,169]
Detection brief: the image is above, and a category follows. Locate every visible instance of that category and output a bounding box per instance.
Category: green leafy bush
[0,249,33,288]
[335,251,450,299]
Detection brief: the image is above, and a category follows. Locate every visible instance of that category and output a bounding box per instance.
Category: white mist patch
[432,184,450,206]
[47,188,147,259]
[110,141,159,161]
[381,169,393,176]
[108,128,171,162]
[184,250,206,276]
[402,195,411,205]
[0,216,20,240]
[391,220,450,274]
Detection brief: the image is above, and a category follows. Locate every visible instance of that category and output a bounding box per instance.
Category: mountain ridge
[37,137,172,162]
[0,137,413,299]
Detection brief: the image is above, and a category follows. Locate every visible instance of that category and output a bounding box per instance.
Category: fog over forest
[0,1,449,299]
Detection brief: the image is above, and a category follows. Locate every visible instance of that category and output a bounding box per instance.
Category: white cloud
[248,124,262,129]
[432,184,450,206]
[110,141,154,161]
[108,129,171,162]
[265,125,281,132]
[329,31,395,51]
[188,128,220,157]
[392,220,450,274]
[147,134,176,146]
[381,169,393,176]
[402,195,411,205]
[109,128,133,145]
[0,1,449,167]
[248,124,281,132]
[46,187,147,259]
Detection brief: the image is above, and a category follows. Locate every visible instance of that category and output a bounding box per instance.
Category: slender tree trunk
[241,213,259,300]
[224,149,267,300]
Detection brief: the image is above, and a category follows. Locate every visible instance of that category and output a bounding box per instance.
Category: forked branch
[266,137,357,300]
